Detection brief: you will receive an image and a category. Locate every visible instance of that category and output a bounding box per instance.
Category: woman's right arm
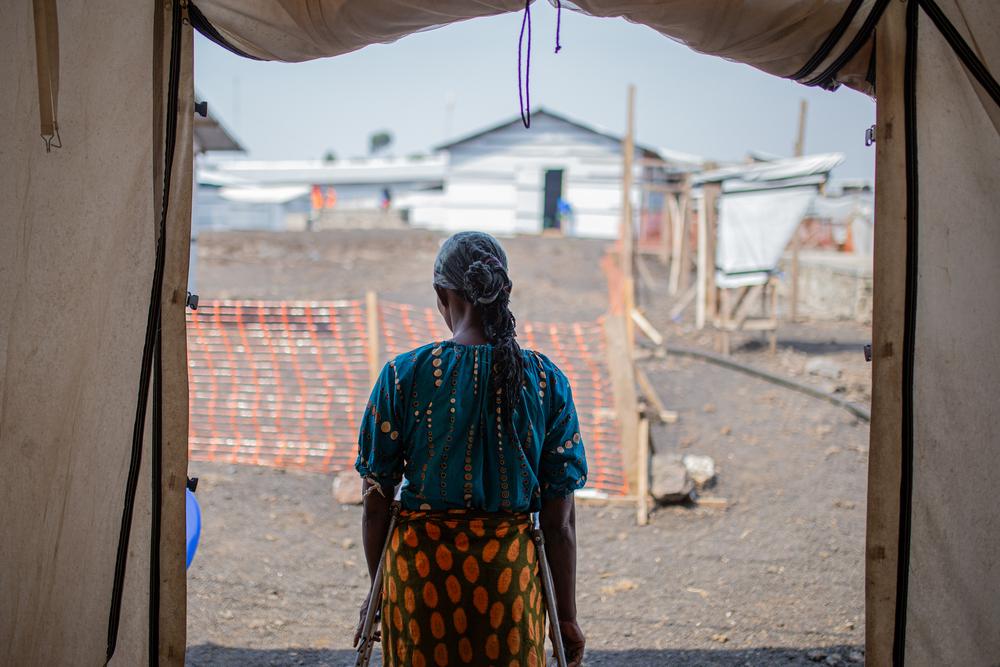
[540,494,585,667]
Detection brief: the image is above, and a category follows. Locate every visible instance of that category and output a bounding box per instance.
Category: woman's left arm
[353,479,393,647]
[353,360,405,646]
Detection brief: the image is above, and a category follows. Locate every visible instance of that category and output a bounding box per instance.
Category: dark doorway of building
[543,169,564,230]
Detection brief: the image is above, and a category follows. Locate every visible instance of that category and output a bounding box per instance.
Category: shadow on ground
[731,338,868,356]
[186,643,864,666]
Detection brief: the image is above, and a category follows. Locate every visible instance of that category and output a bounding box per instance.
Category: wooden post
[695,191,708,329]
[667,194,684,295]
[621,84,636,350]
[790,224,801,322]
[604,316,640,495]
[658,188,671,266]
[636,417,650,526]
[704,182,721,326]
[719,287,731,355]
[624,276,636,357]
[787,99,808,322]
[677,185,691,293]
[366,290,380,385]
[769,279,779,354]
[794,98,808,158]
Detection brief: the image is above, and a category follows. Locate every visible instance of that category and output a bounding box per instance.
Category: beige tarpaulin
[0,1,191,665]
[196,0,879,92]
[3,0,998,664]
[867,1,1000,665]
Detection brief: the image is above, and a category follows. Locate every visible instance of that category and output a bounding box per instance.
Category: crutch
[531,513,569,667]
[355,502,401,667]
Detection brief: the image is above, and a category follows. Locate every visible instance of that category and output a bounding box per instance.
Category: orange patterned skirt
[380,509,547,667]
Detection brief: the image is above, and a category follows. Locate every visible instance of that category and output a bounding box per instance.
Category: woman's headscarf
[433,232,524,431]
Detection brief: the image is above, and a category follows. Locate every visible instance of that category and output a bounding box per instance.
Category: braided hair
[433,232,524,428]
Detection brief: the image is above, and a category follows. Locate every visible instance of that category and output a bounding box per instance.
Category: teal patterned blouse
[355,341,588,512]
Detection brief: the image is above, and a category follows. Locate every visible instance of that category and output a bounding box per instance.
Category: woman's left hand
[352,594,381,648]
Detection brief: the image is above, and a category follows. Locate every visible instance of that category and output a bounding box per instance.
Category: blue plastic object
[185,488,202,569]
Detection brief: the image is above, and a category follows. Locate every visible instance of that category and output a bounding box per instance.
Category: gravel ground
[187,229,869,666]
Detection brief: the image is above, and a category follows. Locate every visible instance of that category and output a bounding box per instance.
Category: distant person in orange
[308,185,324,231]
[325,186,338,209]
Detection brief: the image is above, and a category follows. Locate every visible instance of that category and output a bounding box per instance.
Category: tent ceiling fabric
[565,0,876,86]
[195,0,877,93]
[194,0,528,62]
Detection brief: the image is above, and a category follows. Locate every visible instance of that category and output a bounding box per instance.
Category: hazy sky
[194,6,876,181]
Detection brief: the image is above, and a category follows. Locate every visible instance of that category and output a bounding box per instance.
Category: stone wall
[778,251,873,323]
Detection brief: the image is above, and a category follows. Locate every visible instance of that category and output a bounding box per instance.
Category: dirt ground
[187,228,870,666]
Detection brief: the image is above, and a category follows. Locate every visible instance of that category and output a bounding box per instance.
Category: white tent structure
[2,1,997,665]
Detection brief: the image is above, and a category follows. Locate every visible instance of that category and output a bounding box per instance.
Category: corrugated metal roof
[435,107,664,160]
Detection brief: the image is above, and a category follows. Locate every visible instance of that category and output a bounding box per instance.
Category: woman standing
[353,232,587,666]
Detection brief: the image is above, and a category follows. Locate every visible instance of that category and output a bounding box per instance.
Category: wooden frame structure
[715,277,780,355]
[608,85,682,526]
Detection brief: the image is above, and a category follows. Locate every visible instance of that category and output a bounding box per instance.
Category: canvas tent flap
[906,0,1000,663]
[0,1,191,665]
[867,0,1000,664]
[194,0,879,93]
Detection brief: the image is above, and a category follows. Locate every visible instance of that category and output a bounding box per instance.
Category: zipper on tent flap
[893,1,920,664]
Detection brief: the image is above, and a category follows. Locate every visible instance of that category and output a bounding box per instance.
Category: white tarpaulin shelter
[716,187,817,288]
[695,152,844,287]
[2,1,997,665]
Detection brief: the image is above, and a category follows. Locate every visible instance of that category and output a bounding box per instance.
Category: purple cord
[518,0,532,128]
[555,0,562,53]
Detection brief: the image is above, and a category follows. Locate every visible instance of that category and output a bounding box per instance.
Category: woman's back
[356,341,588,512]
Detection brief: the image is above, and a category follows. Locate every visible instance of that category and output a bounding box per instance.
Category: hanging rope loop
[555,0,563,53]
[517,0,532,128]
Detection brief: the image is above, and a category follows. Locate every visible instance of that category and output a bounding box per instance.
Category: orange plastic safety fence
[187,299,626,495]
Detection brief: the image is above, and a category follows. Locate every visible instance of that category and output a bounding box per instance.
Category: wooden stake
[624,276,636,356]
[621,85,636,339]
[678,186,692,293]
[788,98,808,323]
[695,192,708,329]
[790,222,801,322]
[636,417,650,526]
[603,316,640,494]
[630,308,663,347]
[704,182,721,326]
[667,195,682,294]
[794,98,808,158]
[669,284,698,321]
[366,290,380,386]
[659,195,670,266]
[635,367,678,424]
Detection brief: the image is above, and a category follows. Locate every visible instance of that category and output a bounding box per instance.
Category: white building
[426,108,672,238]
[196,107,699,239]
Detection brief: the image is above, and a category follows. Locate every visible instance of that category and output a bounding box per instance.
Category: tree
[322,150,337,162]
[368,130,393,155]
